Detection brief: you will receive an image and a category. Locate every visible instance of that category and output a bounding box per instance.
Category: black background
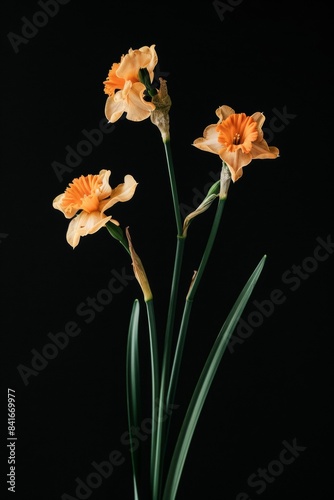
[1,1,333,499]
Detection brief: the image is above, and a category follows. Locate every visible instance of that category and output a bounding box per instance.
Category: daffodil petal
[53,193,66,214]
[66,211,112,248]
[145,44,158,79]
[125,83,155,121]
[251,111,266,130]
[105,94,126,123]
[117,46,154,81]
[101,175,138,212]
[251,141,280,160]
[193,124,222,154]
[219,149,252,182]
[53,193,78,219]
[97,169,112,200]
[216,105,235,121]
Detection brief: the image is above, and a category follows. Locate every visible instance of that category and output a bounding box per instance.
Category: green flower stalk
[167,163,230,415]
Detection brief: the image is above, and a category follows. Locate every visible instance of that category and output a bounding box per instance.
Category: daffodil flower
[103,44,158,123]
[193,105,279,182]
[53,169,138,248]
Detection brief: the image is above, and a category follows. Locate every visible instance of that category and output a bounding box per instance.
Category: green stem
[145,299,160,497]
[155,297,191,500]
[163,236,186,375]
[159,195,227,484]
[167,195,227,414]
[166,300,192,411]
[188,196,227,301]
[152,235,186,499]
[151,135,185,499]
[163,139,183,236]
[154,195,227,499]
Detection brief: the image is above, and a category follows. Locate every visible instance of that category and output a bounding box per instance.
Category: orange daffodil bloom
[53,170,138,248]
[103,45,158,123]
[193,105,279,182]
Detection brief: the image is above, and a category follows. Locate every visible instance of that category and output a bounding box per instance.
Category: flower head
[53,169,138,248]
[193,105,279,182]
[104,45,158,123]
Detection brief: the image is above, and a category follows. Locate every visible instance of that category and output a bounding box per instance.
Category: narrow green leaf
[126,299,141,500]
[145,299,160,496]
[162,255,267,500]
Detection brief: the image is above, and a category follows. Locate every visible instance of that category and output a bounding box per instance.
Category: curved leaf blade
[126,299,141,500]
[162,255,267,500]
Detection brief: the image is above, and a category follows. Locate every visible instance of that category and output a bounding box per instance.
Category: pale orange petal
[105,94,126,123]
[101,175,138,212]
[145,45,158,80]
[53,193,74,219]
[251,112,266,141]
[251,140,280,160]
[117,47,153,82]
[125,82,155,121]
[216,105,235,122]
[251,112,265,127]
[97,169,112,201]
[66,211,113,248]
[219,148,253,182]
[193,124,222,154]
